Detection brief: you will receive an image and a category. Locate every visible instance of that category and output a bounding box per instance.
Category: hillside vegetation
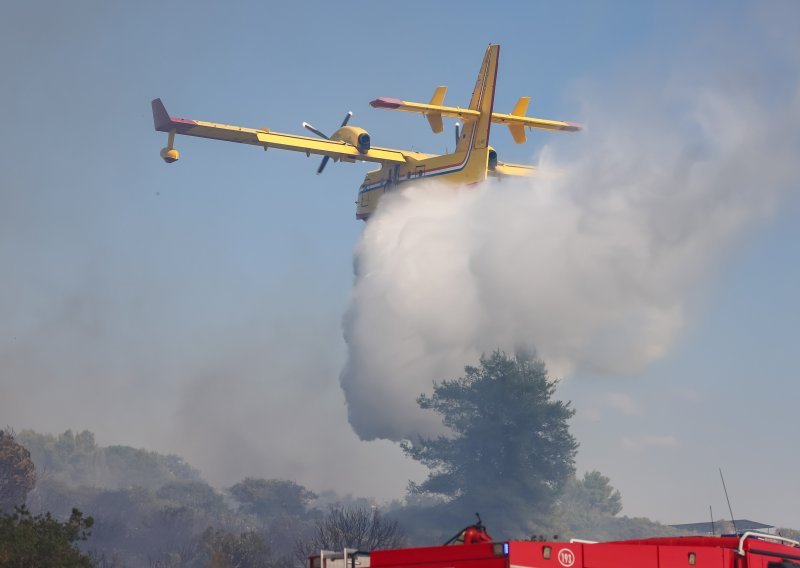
[2,352,695,566]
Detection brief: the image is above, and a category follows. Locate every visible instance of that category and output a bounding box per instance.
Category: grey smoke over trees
[1,6,798,524]
[4,345,703,564]
[562,471,622,517]
[10,429,410,565]
[402,351,578,536]
[230,478,317,519]
[18,430,201,491]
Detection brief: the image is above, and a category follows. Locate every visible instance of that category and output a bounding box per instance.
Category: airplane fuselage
[356,143,497,220]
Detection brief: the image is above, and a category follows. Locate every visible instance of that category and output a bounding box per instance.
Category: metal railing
[737,532,800,556]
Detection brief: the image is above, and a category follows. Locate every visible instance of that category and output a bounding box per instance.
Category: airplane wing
[489,161,537,178]
[492,108,580,144]
[370,96,480,120]
[370,92,581,144]
[152,99,408,165]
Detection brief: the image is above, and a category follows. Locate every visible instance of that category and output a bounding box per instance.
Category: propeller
[455,122,461,147]
[302,111,353,174]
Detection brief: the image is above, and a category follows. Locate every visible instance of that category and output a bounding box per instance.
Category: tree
[309,506,405,551]
[777,527,800,542]
[0,505,94,567]
[230,479,317,519]
[296,506,406,566]
[553,471,626,541]
[156,480,227,513]
[561,471,622,516]
[196,527,272,568]
[0,430,36,512]
[17,429,201,490]
[402,350,578,535]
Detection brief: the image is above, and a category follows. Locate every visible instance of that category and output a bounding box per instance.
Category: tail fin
[425,86,447,133]
[508,96,530,143]
[151,98,173,132]
[454,44,499,182]
[429,86,447,106]
[511,96,530,116]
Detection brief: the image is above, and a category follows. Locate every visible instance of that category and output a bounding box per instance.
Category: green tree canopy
[198,527,272,568]
[402,350,578,535]
[562,471,622,516]
[17,429,201,490]
[0,505,93,567]
[156,480,227,513]
[230,478,317,519]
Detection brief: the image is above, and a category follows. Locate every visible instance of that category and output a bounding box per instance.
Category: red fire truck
[311,521,800,568]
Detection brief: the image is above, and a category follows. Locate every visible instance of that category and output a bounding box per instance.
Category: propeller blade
[307,112,351,174]
[317,155,331,175]
[455,122,461,146]
[302,122,329,139]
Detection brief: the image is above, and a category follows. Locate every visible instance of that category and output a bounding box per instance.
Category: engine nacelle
[488,147,498,171]
[160,147,180,163]
[331,126,371,154]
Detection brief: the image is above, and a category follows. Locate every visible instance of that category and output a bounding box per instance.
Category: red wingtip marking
[151,98,199,133]
[370,97,403,109]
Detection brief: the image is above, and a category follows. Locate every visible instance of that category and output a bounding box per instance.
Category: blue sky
[2,1,799,529]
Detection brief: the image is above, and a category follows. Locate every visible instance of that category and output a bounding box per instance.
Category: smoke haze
[341,40,800,441]
[2,3,800,524]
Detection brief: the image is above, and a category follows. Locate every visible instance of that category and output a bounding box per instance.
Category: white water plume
[340,61,800,441]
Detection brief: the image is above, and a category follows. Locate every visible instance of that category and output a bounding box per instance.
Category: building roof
[670,520,774,534]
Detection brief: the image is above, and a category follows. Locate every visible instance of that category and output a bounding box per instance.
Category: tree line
[1,350,696,567]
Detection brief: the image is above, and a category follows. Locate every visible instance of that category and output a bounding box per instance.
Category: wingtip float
[152,44,580,220]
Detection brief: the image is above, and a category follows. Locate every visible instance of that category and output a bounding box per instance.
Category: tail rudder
[507,96,530,143]
[429,86,447,106]
[151,98,174,132]
[455,44,499,180]
[511,96,530,116]
[426,86,447,133]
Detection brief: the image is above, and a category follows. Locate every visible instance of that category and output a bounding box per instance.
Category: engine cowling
[331,126,371,154]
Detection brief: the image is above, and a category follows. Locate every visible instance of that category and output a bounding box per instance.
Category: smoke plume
[341,47,800,441]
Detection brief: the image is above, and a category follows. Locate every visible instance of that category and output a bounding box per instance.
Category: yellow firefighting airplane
[152,44,580,220]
